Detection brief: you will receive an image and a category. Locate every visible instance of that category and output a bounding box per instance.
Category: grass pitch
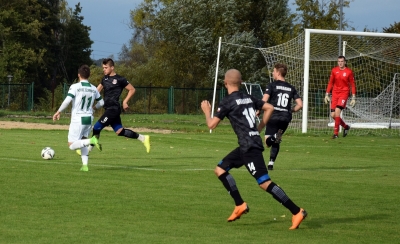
[0,115,399,243]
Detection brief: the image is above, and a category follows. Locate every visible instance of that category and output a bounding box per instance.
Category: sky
[67,0,400,60]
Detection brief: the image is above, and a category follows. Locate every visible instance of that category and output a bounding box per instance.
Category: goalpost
[213,29,400,136]
[302,29,400,134]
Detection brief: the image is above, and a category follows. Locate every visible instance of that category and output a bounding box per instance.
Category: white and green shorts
[68,116,93,143]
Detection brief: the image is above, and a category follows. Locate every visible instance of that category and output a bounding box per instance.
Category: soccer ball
[41,147,55,160]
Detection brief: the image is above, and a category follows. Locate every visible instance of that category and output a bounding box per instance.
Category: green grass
[0,124,399,243]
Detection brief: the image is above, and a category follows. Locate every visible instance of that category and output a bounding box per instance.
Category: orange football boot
[227,202,249,222]
[289,208,307,230]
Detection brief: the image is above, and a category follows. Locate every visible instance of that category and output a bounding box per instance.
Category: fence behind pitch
[0,83,34,111]
[62,84,227,115]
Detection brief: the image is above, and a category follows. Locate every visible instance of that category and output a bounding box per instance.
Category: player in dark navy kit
[201,69,306,230]
[262,63,303,170]
[89,58,150,153]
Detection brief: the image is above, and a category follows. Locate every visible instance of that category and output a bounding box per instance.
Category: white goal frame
[212,29,400,136]
[302,29,400,133]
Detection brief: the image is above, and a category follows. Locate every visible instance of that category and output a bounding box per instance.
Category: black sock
[270,144,280,162]
[92,129,101,139]
[218,172,244,206]
[266,182,300,215]
[118,128,139,139]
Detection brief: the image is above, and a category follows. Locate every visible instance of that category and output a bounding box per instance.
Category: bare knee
[115,128,123,135]
[214,166,225,177]
[259,180,271,191]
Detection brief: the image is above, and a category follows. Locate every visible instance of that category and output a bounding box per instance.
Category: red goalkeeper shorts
[330,93,349,110]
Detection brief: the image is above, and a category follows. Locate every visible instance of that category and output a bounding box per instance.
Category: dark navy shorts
[217,147,271,185]
[97,109,123,132]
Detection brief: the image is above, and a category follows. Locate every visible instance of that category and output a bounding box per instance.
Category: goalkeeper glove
[350,95,356,107]
[324,93,330,104]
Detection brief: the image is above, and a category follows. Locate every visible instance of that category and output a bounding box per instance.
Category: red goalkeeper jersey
[326,66,356,95]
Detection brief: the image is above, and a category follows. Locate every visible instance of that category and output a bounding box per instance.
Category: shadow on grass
[143,156,215,160]
[294,165,384,171]
[95,164,212,171]
[302,213,389,229]
[235,213,389,230]
[96,166,154,171]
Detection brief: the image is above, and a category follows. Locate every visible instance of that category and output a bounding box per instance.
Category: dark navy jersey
[101,74,130,110]
[215,91,265,152]
[264,80,300,123]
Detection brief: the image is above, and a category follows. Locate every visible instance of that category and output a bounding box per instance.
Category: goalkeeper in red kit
[325,56,356,139]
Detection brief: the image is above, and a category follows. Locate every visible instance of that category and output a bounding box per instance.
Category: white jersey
[67,80,102,122]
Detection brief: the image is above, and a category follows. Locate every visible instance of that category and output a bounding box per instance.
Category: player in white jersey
[53,65,104,171]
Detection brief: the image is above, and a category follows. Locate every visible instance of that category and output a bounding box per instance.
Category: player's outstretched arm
[325,71,335,104]
[262,94,270,102]
[292,98,303,112]
[258,102,274,132]
[122,84,135,111]
[256,94,270,117]
[53,96,73,121]
[52,111,61,121]
[201,100,220,130]
[97,84,104,93]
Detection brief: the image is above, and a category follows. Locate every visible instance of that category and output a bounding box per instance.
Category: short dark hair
[102,58,114,67]
[78,65,90,79]
[274,63,288,77]
[338,55,348,67]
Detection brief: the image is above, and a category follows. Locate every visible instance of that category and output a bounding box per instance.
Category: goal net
[257,29,400,136]
[241,82,263,100]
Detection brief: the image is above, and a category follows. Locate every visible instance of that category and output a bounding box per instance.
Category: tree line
[121,0,399,89]
[119,0,397,88]
[1,0,399,110]
[0,0,91,106]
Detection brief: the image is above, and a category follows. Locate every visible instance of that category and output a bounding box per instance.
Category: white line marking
[2,157,398,172]
[1,157,212,171]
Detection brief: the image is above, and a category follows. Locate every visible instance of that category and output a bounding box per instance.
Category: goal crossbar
[213,29,400,136]
[302,29,400,133]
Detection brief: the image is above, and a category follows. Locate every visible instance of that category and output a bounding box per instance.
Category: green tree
[238,0,293,47]
[292,0,351,33]
[0,0,59,106]
[152,0,227,87]
[0,0,93,109]
[126,0,295,88]
[35,0,65,101]
[61,2,93,83]
[0,0,45,83]
[383,21,400,34]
